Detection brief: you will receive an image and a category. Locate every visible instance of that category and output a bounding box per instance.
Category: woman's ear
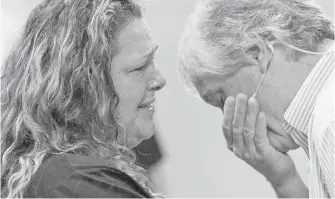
[245,40,273,74]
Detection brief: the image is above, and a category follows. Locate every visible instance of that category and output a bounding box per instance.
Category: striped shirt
[282,51,334,198]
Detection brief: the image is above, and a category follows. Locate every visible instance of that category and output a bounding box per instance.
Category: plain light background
[1,0,334,197]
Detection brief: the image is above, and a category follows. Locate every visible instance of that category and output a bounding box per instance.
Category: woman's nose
[147,71,166,91]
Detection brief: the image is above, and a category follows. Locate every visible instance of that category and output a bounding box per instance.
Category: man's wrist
[266,165,297,187]
[269,170,308,198]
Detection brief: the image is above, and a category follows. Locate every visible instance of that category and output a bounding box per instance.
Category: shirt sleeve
[48,166,153,198]
[316,121,334,198]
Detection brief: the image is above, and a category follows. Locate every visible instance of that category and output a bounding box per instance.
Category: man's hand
[221,93,296,186]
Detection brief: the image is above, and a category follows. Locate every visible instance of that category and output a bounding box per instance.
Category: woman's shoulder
[24,153,152,198]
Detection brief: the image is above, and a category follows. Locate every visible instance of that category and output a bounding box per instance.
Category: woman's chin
[127,138,142,148]
[127,126,155,148]
[139,121,156,138]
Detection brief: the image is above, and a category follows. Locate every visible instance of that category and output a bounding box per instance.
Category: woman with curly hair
[1,0,166,198]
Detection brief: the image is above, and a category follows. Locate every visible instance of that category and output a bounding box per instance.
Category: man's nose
[147,70,166,91]
[201,92,225,108]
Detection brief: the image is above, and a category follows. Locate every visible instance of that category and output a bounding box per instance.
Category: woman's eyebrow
[135,44,159,59]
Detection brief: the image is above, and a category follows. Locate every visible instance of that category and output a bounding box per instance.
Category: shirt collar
[283,52,334,135]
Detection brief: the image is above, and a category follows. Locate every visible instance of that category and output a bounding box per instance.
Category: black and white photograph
[1,0,334,198]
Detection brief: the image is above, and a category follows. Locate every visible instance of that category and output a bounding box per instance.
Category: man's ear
[245,40,273,74]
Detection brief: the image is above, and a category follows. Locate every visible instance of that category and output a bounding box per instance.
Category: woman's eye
[133,65,145,72]
[132,56,155,72]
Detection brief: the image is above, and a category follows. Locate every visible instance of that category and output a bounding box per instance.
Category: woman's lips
[138,103,155,118]
[138,103,154,109]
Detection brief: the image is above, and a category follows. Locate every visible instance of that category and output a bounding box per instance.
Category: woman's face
[111,18,166,148]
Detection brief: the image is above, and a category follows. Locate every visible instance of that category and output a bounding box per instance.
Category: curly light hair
[1,0,158,198]
[177,0,334,96]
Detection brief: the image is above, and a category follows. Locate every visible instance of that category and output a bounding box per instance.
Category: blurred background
[1,0,334,197]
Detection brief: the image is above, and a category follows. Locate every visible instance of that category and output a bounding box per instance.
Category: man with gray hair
[177,0,334,198]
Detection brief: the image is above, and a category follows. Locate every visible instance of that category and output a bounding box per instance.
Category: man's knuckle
[232,125,242,134]
[243,127,254,137]
[221,124,230,133]
[254,136,263,144]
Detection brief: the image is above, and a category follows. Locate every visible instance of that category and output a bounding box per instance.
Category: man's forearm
[270,171,309,198]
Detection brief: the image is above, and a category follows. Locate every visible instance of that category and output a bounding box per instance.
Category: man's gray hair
[177,0,334,96]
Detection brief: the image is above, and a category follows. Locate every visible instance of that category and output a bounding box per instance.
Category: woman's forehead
[117,18,156,56]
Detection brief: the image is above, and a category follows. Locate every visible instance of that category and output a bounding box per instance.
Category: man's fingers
[232,93,248,151]
[243,97,259,153]
[255,112,270,153]
[222,96,235,150]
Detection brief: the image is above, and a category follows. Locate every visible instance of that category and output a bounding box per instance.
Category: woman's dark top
[23,153,153,198]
